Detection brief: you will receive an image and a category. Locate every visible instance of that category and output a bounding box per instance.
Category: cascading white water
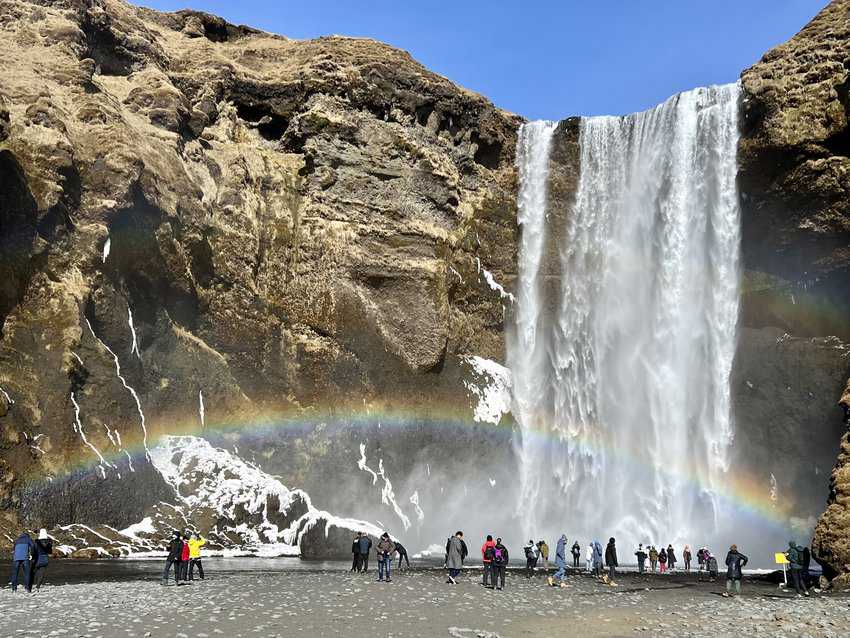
[510,84,741,550]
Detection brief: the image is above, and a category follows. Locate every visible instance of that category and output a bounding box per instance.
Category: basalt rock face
[0,0,520,551]
[739,1,850,584]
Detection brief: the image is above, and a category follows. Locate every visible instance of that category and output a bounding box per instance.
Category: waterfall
[510,84,741,549]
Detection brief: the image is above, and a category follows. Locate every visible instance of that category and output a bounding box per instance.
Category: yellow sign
[775,552,789,565]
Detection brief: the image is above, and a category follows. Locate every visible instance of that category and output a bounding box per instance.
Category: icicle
[70,391,113,477]
[409,490,425,523]
[357,443,379,485]
[127,306,141,359]
[85,317,149,455]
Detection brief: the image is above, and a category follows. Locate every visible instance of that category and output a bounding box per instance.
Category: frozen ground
[2,566,849,637]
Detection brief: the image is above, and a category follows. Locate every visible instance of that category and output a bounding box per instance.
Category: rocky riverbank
[2,567,848,638]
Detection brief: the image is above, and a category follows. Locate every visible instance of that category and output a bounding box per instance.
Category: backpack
[493,547,506,565]
[524,546,535,560]
[484,546,495,562]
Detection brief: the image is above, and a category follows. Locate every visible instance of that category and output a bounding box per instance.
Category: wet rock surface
[1,568,849,638]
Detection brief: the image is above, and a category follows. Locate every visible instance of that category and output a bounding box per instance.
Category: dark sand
[2,563,848,638]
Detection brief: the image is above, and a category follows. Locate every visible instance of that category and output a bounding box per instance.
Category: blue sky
[134,1,824,120]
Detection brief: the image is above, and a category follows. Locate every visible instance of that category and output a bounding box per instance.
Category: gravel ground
[2,566,849,637]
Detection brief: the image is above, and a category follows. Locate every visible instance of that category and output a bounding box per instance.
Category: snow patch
[102,237,111,263]
[198,390,205,428]
[462,356,512,425]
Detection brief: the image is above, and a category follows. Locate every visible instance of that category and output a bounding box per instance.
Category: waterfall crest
[510,84,742,548]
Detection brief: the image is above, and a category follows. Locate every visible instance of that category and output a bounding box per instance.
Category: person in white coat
[585,542,593,572]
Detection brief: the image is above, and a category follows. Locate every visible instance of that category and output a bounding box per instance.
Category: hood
[559,534,567,543]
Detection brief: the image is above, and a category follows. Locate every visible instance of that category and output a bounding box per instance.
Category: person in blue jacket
[548,534,568,587]
[10,532,36,592]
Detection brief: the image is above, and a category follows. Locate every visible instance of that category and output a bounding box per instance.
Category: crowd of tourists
[7,527,817,598]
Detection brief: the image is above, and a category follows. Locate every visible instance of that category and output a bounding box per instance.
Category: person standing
[723,544,748,597]
[667,544,676,571]
[801,545,812,586]
[445,531,465,584]
[351,533,361,572]
[585,542,593,573]
[491,538,509,590]
[659,547,668,573]
[683,545,692,572]
[649,545,659,572]
[548,534,568,587]
[395,541,410,570]
[188,532,205,581]
[635,544,648,574]
[179,533,191,581]
[161,530,183,586]
[592,540,604,578]
[785,542,808,597]
[604,538,618,584]
[538,540,550,570]
[32,529,53,591]
[524,540,537,577]
[358,532,373,573]
[571,541,581,568]
[376,533,395,582]
[481,535,496,588]
[10,532,36,593]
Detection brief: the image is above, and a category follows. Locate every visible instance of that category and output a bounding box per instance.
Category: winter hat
[38,529,48,540]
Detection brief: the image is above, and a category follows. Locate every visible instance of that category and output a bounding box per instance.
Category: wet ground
[2,563,848,637]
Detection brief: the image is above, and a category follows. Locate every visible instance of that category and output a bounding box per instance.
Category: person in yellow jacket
[187,533,206,581]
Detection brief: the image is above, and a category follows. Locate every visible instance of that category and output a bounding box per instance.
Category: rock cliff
[0,0,520,552]
[739,0,850,584]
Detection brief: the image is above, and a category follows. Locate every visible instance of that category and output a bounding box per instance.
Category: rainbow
[29,398,797,537]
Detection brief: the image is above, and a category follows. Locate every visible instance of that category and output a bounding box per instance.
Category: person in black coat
[395,541,410,570]
[604,538,618,583]
[32,529,53,591]
[351,533,361,572]
[723,545,748,596]
[491,538,509,590]
[161,531,183,586]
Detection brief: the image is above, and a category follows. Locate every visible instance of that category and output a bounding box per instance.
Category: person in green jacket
[785,541,809,597]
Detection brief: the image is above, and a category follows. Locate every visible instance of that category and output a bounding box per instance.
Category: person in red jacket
[481,534,496,588]
[179,532,191,582]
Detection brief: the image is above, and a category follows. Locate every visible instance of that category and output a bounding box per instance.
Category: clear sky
[133,0,825,120]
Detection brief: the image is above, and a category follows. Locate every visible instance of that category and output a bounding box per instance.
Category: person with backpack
[523,540,537,577]
[697,547,706,579]
[395,541,410,570]
[604,538,618,584]
[187,532,205,581]
[10,532,36,592]
[491,538,509,590]
[635,544,648,574]
[683,545,692,572]
[785,541,808,597]
[538,540,549,570]
[358,532,373,573]
[722,544,748,597]
[667,544,676,571]
[161,530,183,586]
[707,551,719,582]
[32,529,52,591]
[445,531,466,584]
[376,533,396,582]
[649,545,659,572]
[658,547,668,573]
[585,542,593,572]
[548,534,568,587]
[481,534,496,587]
[571,541,581,568]
[592,540,604,578]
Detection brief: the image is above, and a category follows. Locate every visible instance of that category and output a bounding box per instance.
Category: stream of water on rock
[510,83,742,550]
